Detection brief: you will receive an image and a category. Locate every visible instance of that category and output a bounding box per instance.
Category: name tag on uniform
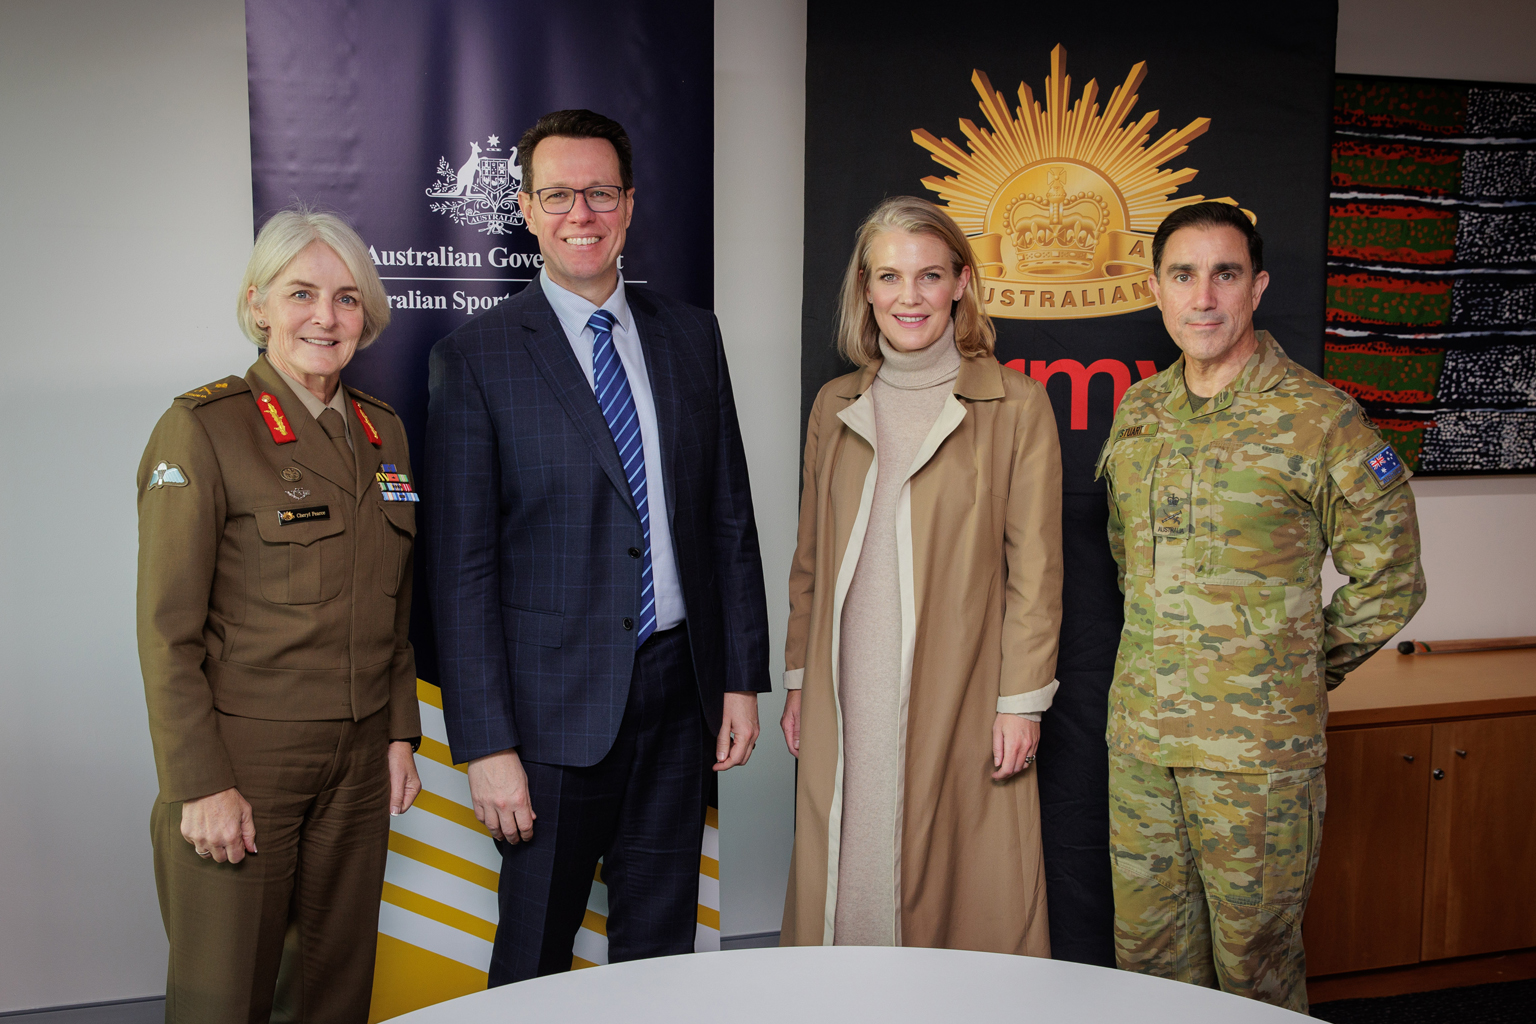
[1118,424,1158,440]
[278,505,330,524]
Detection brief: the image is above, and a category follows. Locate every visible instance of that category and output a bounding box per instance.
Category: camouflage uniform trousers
[1108,750,1326,1013]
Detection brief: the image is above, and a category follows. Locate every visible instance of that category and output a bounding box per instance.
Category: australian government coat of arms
[426,135,524,234]
[914,45,1248,321]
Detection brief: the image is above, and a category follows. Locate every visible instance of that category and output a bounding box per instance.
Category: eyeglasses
[525,185,626,215]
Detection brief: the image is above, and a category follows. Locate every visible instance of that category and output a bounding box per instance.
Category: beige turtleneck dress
[833,326,961,946]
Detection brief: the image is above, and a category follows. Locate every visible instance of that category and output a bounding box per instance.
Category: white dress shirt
[539,270,686,631]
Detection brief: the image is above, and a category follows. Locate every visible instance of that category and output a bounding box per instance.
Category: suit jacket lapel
[246,359,357,495]
[629,292,679,528]
[518,304,635,513]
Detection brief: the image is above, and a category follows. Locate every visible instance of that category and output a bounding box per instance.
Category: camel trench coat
[780,352,1063,952]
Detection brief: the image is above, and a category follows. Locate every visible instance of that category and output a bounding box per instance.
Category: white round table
[390,946,1309,1022]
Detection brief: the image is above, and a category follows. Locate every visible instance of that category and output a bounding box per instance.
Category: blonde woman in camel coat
[780,197,1063,953]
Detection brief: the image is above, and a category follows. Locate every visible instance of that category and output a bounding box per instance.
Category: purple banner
[246,0,714,679]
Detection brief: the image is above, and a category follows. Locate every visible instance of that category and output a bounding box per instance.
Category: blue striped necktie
[589,309,656,647]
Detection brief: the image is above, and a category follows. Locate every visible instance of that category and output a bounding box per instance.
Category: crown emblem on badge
[1004,170,1110,276]
[912,46,1247,321]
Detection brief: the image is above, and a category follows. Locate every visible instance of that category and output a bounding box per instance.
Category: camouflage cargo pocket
[1261,765,1325,907]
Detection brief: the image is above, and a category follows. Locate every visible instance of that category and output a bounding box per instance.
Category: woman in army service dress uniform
[136,209,423,1024]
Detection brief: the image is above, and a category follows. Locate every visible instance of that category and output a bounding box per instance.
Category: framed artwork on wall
[1327,74,1536,475]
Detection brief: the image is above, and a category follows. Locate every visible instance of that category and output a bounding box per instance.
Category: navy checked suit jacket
[424,282,771,767]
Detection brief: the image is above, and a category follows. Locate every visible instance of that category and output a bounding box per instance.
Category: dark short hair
[1152,202,1263,275]
[517,109,633,192]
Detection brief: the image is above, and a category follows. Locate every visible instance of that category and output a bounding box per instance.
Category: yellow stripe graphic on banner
[368,934,487,1024]
[706,806,719,829]
[387,832,498,891]
[414,790,486,834]
[582,909,608,936]
[416,678,442,709]
[419,736,466,774]
[697,905,720,930]
[382,882,496,942]
[700,854,719,879]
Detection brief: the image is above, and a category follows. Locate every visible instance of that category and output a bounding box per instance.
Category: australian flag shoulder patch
[1365,443,1405,486]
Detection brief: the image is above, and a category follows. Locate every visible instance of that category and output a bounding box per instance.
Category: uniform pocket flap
[503,605,563,648]
[254,504,346,546]
[379,500,417,535]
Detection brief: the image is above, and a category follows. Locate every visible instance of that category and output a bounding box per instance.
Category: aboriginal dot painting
[1328,75,1536,474]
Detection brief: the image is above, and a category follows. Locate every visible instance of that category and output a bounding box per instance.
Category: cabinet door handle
[1433,768,1445,780]
[1403,754,1415,762]
[1456,749,1467,758]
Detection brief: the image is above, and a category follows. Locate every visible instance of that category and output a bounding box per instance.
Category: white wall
[713,1,806,940]
[0,0,254,1011]
[0,0,1530,1013]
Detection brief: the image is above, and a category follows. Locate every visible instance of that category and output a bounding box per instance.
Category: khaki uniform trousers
[1108,750,1326,1013]
[151,708,390,1024]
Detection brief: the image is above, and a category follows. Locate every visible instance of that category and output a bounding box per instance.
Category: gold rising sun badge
[914,45,1245,321]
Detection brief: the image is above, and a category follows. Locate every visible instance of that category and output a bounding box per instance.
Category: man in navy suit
[424,109,770,984]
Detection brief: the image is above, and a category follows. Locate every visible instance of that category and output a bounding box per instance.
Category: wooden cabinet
[1422,714,1536,959]
[1303,649,1536,985]
[1304,724,1431,974]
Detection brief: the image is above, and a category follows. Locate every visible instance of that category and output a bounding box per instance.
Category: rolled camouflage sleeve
[1319,408,1427,687]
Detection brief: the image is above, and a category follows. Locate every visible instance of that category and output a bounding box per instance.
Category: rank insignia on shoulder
[278,505,330,524]
[1118,424,1158,440]
[148,461,188,489]
[351,399,383,447]
[256,392,297,445]
[1366,444,1405,486]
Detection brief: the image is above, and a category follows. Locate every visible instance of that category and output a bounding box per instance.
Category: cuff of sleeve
[997,679,1059,715]
[784,667,804,690]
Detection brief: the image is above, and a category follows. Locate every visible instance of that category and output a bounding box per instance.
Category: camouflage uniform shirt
[1095,332,1426,772]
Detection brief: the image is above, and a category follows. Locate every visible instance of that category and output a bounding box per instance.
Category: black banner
[247,0,714,683]
[804,0,1336,963]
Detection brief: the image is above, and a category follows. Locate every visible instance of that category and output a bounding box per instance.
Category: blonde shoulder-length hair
[237,207,391,349]
[835,196,996,367]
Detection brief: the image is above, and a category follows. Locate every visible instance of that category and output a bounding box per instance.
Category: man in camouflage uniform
[1096,202,1426,1011]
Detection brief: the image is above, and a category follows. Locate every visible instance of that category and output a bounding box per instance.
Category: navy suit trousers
[488,625,710,984]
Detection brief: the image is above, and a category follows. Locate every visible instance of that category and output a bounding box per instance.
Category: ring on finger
[197,849,213,858]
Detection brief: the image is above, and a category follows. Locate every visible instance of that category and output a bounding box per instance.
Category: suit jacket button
[622,617,634,630]
[628,547,641,558]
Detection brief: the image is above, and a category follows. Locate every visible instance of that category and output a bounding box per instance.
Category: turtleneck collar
[876,321,960,391]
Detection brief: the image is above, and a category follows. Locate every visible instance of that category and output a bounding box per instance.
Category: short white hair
[238,207,390,349]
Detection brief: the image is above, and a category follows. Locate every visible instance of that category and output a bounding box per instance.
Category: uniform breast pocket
[1204,442,1317,585]
[253,504,348,604]
[379,501,416,597]
[1102,438,1162,577]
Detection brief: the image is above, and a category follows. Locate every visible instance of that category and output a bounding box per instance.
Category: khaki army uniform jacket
[137,356,421,803]
[1095,332,1425,773]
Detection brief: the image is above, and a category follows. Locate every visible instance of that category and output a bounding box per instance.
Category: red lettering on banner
[1001,358,1164,429]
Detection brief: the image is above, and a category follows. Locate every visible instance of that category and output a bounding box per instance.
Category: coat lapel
[518,304,635,513]
[246,359,356,495]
